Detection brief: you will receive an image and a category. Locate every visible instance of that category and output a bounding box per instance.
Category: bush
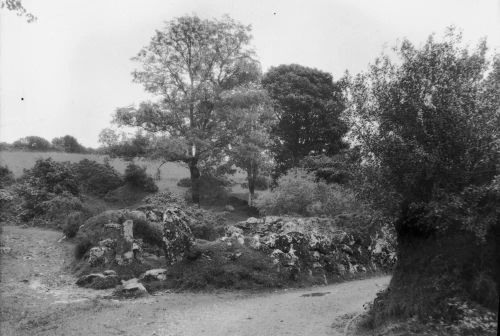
[63,211,85,238]
[0,165,15,188]
[74,236,92,259]
[256,168,363,217]
[185,207,226,240]
[15,158,81,225]
[73,159,123,196]
[124,163,158,192]
[177,177,191,187]
[20,158,80,196]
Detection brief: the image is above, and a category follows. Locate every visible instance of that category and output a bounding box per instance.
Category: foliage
[176,177,191,188]
[241,175,270,190]
[299,148,361,185]
[182,174,230,205]
[220,84,275,204]
[73,159,123,196]
[112,15,261,203]
[0,165,15,188]
[123,162,158,192]
[63,211,85,238]
[348,29,500,238]
[98,130,151,160]
[0,0,36,22]
[262,64,349,178]
[256,168,362,217]
[51,135,87,153]
[12,136,52,152]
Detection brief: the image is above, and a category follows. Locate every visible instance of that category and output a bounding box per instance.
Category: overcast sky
[1,0,499,147]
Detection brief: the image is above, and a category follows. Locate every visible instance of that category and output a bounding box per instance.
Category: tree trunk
[247,165,257,207]
[248,176,255,207]
[371,206,498,326]
[188,158,200,205]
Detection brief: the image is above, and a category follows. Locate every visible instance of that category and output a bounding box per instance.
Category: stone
[122,220,134,242]
[103,270,117,276]
[0,247,12,255]
[224,205,235,212]
[247,234,261,250]
[76,273,120,289]
[129,210,147,222]
[123,251,134,262]
[312,251,321,261]
[104,223,121,230]
[88,246,110,266]
[162,207,195,265]
[139,268,168,282]
[336,264,346,276]
[340,245,353,255]
[99,238,116,248]
[114,278,148,298]
[246,217,260,225]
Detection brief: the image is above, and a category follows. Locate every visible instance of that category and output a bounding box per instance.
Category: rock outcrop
[222,215,395,282]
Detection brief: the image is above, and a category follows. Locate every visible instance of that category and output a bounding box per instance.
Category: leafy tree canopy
[111,15,262,203]
[348,29,500,237]
[262,64,349,177]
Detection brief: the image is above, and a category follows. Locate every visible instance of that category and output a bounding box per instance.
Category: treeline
[0,135,96,154]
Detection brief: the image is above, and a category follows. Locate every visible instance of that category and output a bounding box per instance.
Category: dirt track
[0,225,390,336]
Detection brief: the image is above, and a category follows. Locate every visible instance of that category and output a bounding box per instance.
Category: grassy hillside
[0,151,249,197]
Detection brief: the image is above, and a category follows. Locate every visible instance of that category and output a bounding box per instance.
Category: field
[0,150,248,197]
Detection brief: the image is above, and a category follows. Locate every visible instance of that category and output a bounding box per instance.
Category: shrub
[63,211,85,238]
[256,168,363,217]
[124,163,158,192]
[73,159,123,196]
[20,158,80,196]
[177,177,191,187]
[185,207,226,240]
[0,165,15,188]
[74,235,92,259]
[15,158,81,225]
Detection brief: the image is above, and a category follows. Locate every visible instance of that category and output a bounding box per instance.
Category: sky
[1,0,499,148]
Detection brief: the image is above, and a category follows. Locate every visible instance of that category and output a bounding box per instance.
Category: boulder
[224,205,235,212]
[161,207,195,265]
[76,273,120,289]
[87,246,113,266]
[114,278,148,298]
[139,268,168,282]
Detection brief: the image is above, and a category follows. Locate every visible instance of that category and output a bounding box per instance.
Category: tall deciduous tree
[262,64,348,177]
[113,15,260,203]
[348,30,500,323]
